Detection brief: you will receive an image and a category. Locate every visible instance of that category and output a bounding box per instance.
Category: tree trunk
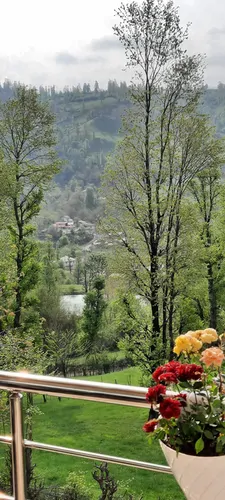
[206,225,217,329]
[150,256,160,338]
[162,289,168,347]
[13,198,23,329]
[207,262,217,329]
[13,285,22,328]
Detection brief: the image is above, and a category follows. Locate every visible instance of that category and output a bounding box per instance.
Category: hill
[1,79,225,230]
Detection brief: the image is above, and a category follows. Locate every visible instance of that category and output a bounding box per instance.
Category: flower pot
[160,440,225,500]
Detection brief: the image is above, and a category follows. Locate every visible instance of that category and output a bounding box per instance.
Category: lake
[60,294,85,315]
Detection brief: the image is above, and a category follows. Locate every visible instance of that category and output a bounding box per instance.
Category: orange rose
[201,347,224,367]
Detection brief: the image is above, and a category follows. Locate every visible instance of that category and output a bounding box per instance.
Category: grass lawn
[28,367,184,500]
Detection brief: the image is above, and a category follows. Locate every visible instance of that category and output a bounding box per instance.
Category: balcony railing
[0,371,172,500]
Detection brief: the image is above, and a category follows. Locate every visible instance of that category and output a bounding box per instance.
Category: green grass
[79,366,142,386]
[29,368,184,499]
[73,350,126,368]
[59,284,84,295]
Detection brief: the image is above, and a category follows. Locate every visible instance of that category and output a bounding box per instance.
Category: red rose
[158,372,178,384]
[152,361,181,382]
[146,384,166,403]
[188,364,203,380]
[164,361,181,374]
[177,364,203,382]
[152,366,165,382]
[159,397,181,419]
[142,419,158,433]
[173,393,187,407]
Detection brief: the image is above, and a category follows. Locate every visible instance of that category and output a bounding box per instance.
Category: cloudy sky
[0,0,225,88]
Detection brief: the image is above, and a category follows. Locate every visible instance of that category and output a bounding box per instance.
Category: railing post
[10,393,26,500]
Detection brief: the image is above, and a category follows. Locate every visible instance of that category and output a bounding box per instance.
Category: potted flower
[143,328,225,500]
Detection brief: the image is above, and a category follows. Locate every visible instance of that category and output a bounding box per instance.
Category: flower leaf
[204,430,214,440]
[179,381,193,389]
[195,437,204,454]
[193,381,203,389]
[212,399,221,409]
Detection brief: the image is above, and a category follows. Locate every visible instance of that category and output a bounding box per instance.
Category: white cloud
[1,0,225,87]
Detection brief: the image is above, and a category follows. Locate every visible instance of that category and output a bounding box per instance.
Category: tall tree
[83,252,107,292]
[102,0,224,359]
[190,166,224,329]
[82,277,107,352]
[94,81,100,94]
[0,85,61,328]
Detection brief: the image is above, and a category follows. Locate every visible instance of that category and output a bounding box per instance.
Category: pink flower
[201,347,224,367]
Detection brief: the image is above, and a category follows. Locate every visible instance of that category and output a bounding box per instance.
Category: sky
[1,0,225,89]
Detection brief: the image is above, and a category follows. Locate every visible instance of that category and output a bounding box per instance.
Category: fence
[0,371,172,500]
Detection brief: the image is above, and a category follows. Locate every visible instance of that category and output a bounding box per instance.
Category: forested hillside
[1,79,225,228]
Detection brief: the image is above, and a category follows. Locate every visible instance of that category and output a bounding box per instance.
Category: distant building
[53,215,74,234]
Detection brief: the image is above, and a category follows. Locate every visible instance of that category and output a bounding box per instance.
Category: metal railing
[0,371,171,500]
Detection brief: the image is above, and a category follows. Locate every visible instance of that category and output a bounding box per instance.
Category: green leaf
[179,381,193,389]
[212,399,221,409]
[157,430,166,441]
[219,435,225,445]
[204,430,214,440]
[212,386,219,396]
[216,440,223,454]
[193,381,203,389]
[195,437,204,455]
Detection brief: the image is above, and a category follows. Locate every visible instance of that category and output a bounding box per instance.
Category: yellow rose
[173,333,202,356]
[187,335,203,352]
[173,335,191,355]
[187,330,204,339]
[201,328,218,343]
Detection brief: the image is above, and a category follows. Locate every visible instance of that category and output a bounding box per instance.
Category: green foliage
[82,277,107,352]
[63,472,91,499]
[0,85,61,329]
[83,252,107,292]
[59,284,84,295]
[59,235,70,247]
[101,0,225,367]
[47,325,79,377]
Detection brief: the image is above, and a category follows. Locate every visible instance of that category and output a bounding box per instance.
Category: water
[60,294,147,317]
[60,294,85,315]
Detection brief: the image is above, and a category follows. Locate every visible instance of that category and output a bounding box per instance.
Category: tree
[94,81,100,94]
[190,167,224,329]
[83,253,107,292]
[47,326,78,377]
[0,85,61,329]
[0,327,49,495]
[85,186,96,209]
[74,250,83,285]
[82,277,107,352]
[102,0,224,360]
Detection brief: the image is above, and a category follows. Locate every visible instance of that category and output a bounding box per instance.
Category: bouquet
[143,328,225,456]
